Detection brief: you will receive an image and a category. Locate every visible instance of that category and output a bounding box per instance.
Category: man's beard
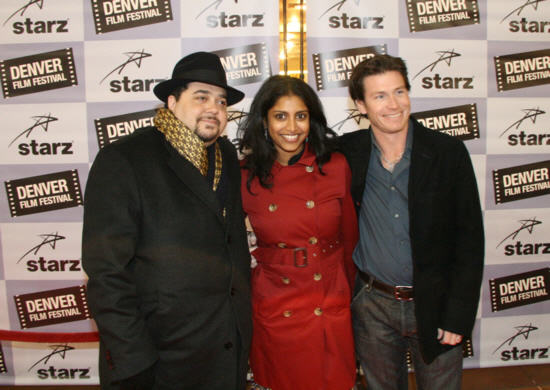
[194,116,221,143]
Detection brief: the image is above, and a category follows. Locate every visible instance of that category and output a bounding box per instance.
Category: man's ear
[355,99,368,116]
[167,95,176,111]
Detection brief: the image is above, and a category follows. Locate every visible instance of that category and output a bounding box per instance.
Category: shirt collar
[370,119,413,160]
[272,143,316,172]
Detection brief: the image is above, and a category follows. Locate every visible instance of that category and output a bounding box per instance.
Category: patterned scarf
[154,107,222,191]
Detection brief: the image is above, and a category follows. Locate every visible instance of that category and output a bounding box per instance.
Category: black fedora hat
[153,51,244,105]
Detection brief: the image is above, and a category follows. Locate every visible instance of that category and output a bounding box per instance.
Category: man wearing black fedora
[82,52,252,390]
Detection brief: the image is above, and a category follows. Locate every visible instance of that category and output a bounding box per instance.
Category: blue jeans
[351,279,463,390]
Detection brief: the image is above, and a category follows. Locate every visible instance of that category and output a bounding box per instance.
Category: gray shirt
[353,121,414,286]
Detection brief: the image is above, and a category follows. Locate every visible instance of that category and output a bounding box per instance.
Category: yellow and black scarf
[154,107,222,191]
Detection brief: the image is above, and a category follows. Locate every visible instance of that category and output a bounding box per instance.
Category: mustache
[198,115,220,125]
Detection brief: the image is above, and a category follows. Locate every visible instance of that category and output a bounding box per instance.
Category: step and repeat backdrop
[0,0,548,386]
[0,0,278,385]
[306,0,550,371]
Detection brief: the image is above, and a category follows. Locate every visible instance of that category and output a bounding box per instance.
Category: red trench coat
[241,148,358,390]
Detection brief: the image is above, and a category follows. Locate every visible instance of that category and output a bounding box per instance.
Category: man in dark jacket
[339,54,484,389]
[82,52,252,390]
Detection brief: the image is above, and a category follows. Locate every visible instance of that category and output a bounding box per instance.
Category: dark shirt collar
[287,146,306,166]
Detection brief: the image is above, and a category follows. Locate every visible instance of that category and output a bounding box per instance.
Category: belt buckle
[293,247,307,267]
[394,286,413,301]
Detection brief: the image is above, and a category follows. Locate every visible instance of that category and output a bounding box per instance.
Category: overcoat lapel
[164,140,225,224]
[219,140,238,223]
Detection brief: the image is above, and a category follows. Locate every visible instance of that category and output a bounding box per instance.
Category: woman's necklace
[381,151,404,173]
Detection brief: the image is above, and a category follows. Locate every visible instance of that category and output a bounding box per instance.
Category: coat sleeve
[340,158,359,289]
[82,147,158,381]
[440,142,484,336]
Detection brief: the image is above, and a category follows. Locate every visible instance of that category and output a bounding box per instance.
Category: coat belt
[253,238,342,267]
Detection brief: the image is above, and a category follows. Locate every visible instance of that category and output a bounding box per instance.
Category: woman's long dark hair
[238,75,337,192]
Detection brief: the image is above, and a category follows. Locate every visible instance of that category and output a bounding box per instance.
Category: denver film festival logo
[213,43,272,87]
[494,48,550,92]
[28,344,91,380]
[14,285,90,329]
[414,104,479,141]
[4,170,83,217]
[490,268,550,312]
[0,48,77,98]
[499,107,549,147]
[406,0,479,32]
[313,44,386,91]
[94,109,156,148]
[496,217,550,257]
[492,160,550,204]
[91,0,173,34]
[0,345,5,374]
[492,324,549,362]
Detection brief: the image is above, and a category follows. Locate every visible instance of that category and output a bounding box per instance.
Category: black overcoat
[339,119,484,364]
[82,127,252,389]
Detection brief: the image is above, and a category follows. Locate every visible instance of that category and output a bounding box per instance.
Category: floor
[457,364,550,390]
[1,364,549,389]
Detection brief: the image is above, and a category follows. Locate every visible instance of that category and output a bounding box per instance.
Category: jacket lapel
[164,140,225,224]
[409,119,436,200]
[350,130,372,203]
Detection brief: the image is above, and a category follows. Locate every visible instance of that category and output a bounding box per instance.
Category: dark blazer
[339,119,484,363]
[82,127,252,390]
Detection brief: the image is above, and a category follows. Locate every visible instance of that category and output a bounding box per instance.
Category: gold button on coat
[308,236,318,245]
[314,307,323,316]
[281,277,290,284]
[268,203,278,212]
[277,242,287,248]
[313,273,322,281]
[306,200,315,209]
[305,166,314,172]
[283,310,292,317]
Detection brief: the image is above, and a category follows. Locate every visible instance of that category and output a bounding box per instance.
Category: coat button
[305,166,314,173]
[268,203,278,212]
[306,200,315,209]
[277,242,287,248]
[224,342,233,350]
[283,310,292,318]
[281,277,290,285]
[314,307,323,316]
[230,287,236,296]
[308,236,318,245]
[313,273,322,281]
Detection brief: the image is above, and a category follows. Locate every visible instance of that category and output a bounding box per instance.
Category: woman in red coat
[239,75,358,390]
